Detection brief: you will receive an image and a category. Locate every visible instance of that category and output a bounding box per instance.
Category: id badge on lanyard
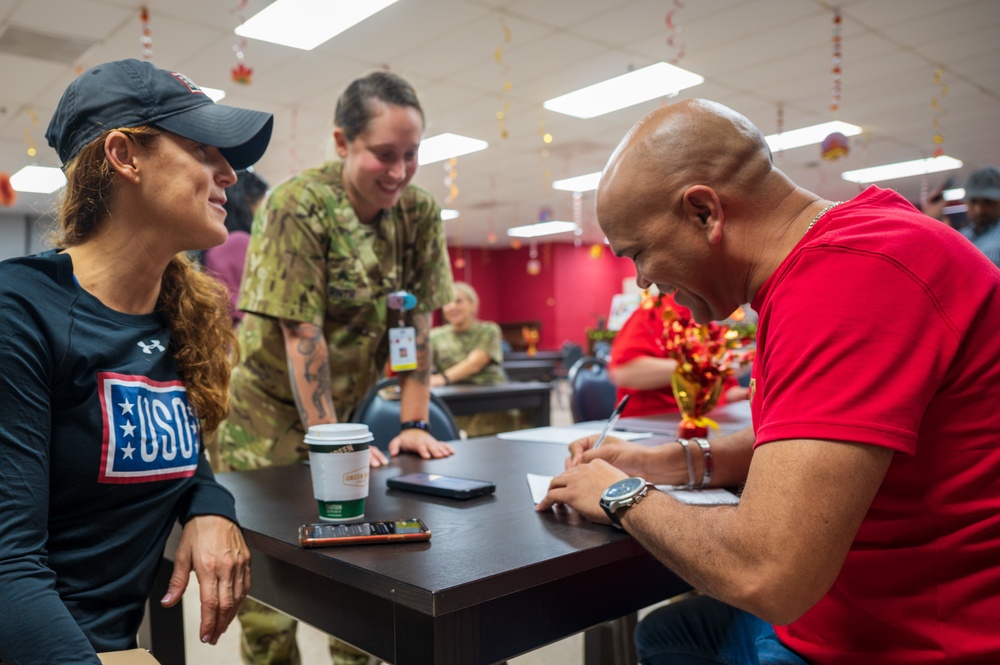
[387,290,418,372]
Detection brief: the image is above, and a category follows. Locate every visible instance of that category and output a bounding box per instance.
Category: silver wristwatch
[600,477,656,528]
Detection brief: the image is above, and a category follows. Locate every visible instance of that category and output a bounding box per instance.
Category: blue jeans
[635,595,811,665]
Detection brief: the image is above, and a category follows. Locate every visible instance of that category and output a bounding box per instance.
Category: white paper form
[527,473,738,506]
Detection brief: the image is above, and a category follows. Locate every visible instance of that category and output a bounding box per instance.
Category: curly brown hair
[50,126,237,434]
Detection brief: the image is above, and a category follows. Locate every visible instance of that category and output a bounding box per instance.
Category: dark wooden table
[502,359,557,382]
[432,381,552,427]
[147,438,690,665]
[617,400,753,438]
[503,350,563,363]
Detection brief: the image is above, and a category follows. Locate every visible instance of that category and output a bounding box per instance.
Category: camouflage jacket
[430,320,507,386]
[231,160,453,428]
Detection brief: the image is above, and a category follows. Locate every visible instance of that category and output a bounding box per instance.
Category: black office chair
[349,378,461,451]
[567,356,618,423]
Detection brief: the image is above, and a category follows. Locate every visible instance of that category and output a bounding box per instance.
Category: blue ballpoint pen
[592,394,630,449]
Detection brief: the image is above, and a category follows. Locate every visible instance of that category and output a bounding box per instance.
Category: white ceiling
[1,0,998,246]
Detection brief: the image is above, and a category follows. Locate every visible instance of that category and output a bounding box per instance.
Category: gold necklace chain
[806,201,843,232]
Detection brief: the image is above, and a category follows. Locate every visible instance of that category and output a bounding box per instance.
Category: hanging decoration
[526,246,541,276]
[572,190,584,247]
[543,241,552,269]
[664,1,686,65]
[821,132,849,161]
[510,238,522,250]
[23,107,39,158]
[486,177,498,245]
[453,253,466,271]
[821,8,848,161]
[538,112,552,191]
[139,6,153,60]
[494,16,512,140]
[931,68,948,157]
[444,157,459,205]
[830,8,842,113]
[589,243,603,260]
[0,173,16,207]
[230,1,254,84]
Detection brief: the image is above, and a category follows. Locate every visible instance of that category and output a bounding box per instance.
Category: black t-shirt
[0,250,238,664]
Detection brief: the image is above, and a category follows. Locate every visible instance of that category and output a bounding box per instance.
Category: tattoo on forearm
[282,319,334,422]
[408,312,431,384]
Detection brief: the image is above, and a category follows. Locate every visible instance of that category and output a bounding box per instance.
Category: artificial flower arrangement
[662,306,756,438]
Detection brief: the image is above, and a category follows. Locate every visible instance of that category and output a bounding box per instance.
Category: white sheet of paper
[499,426,653,445]
[527,473,738,506]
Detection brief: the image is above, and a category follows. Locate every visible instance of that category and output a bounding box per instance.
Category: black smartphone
[387,472,496,500]
[298,519,431,547]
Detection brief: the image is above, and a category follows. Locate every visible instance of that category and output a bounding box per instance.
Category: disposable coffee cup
[305,424,373,521]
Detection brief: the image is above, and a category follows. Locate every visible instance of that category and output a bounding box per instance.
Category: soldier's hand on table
[387,428,455,462]
[536,459,627,523]
[369,446,390,467]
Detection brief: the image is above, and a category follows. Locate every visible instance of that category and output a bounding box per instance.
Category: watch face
[604,477,645,500]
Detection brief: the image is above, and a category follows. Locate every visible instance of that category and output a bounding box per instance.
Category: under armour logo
[137,340,165,354]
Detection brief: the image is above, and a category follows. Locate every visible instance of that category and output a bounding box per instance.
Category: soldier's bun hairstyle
[52,127,237,434]
[335,70,425,141]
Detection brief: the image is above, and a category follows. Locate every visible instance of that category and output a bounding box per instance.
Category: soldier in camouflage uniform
[215,72,454,665]
[429,282,523,436]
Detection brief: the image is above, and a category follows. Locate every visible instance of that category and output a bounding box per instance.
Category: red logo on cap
[170,72,205,95]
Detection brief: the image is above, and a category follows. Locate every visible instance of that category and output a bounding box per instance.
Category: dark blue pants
[635,595,811,665]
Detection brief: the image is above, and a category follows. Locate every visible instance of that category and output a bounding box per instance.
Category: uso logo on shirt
[97,372,200,484]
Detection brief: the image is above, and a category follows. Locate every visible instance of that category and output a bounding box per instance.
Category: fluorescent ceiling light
[841,155,963,184]
[765,120,862,153]
[236,0,400,50]
[201,86,226,102]
[943,188,965,201]
[543,62,704,119]
[418,133,489,166]
[506,220,580,238]
[552,171,601,192]
[11,165,66,194]
[441,209,460,220]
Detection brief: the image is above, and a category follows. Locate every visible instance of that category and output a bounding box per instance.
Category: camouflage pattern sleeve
[237,171,335,325]
[400,187,453,315]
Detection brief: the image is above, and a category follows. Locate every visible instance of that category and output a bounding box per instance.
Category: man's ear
[104,131,140,184]
[333,128,349,159]
[682,185,724,244]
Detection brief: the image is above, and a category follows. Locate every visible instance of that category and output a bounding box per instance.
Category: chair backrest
[349,377,462,450]
[561,341,584,371]
[567,356,618,423]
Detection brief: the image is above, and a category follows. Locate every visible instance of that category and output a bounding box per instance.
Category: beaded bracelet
[692,437,713,488]
[676,438,697,489]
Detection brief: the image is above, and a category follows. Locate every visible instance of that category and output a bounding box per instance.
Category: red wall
[446,244,636,350]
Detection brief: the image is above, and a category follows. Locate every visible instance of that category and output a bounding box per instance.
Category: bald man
[538,100,1000,664]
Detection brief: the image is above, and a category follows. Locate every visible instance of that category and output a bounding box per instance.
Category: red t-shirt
[608,294,685,417]
[751,187,1000,663]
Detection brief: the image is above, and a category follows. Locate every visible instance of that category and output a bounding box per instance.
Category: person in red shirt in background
[608,289,748,418]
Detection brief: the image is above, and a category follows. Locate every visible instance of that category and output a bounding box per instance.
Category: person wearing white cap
[960,165,1000,267]
[0,59,273,664]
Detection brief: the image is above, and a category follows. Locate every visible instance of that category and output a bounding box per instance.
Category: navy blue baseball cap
[46,58,273,170]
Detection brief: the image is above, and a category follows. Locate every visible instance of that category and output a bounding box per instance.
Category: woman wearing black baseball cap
[0,59,272,664]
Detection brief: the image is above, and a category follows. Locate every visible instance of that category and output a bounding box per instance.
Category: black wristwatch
[400,419,430,432]
[600,477,656,529]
